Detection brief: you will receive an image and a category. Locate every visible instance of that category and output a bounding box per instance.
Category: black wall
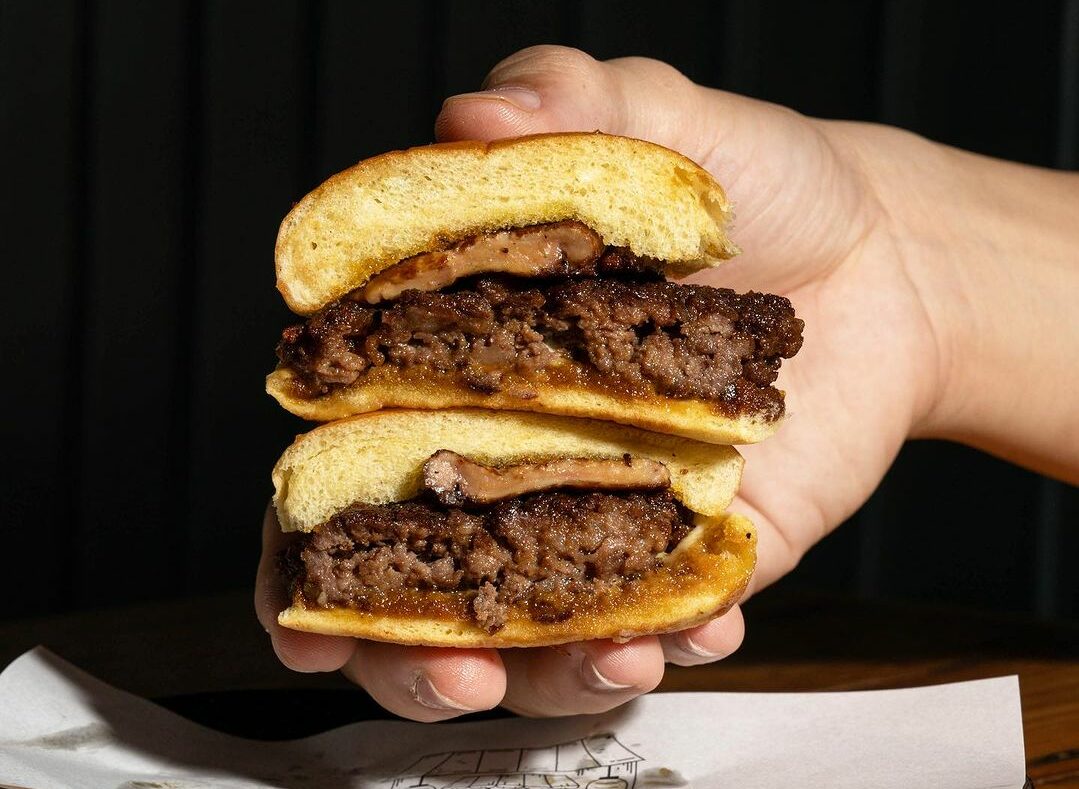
[2,0,1077,622]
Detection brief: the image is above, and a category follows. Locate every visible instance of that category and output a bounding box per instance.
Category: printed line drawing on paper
[387,733,645,789]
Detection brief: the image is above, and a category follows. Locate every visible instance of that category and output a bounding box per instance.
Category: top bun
[272,408,743,533]
[276,132,739,314]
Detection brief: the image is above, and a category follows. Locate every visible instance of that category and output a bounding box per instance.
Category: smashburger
[267,133,802,646]
[273,409,755,646]
[267,133,803,444]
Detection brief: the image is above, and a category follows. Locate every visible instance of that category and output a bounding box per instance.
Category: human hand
[257,45,1079,721]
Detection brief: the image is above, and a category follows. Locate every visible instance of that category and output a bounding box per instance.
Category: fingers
[254,504,357,673]
[500,637,666,717]
[660,605,745,667]
[342,643,506,723]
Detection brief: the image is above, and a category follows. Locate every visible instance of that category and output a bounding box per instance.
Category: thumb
[436,45,735,169]
[434,46,807,196]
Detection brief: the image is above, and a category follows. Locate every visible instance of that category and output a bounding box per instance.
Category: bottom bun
[267,366,779,446]
[278,512,755,648]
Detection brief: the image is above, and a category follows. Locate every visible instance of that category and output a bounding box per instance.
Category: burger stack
[266,133,803,647]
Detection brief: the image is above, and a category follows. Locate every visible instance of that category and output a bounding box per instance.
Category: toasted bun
[276,133,739,315]
[278,512,755,648]
[272,408,743,533]
[267,367,778,446]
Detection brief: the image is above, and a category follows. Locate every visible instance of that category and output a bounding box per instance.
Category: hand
[256,45,1079,721]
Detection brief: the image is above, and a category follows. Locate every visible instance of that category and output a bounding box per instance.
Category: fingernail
[680,634,724,659]
[446,86,541,112]
[582,659,635,692]
[410,673,477,712]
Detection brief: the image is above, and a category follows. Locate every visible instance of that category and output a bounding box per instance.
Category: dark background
[2,0,1076,626]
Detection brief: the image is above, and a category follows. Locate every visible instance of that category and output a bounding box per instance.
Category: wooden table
[1,587,1076,785]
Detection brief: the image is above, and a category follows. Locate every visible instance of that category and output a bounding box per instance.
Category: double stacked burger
[268,133,803,647]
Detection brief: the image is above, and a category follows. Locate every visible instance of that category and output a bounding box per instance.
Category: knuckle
[608,56,693,90]
[483,45,599,88]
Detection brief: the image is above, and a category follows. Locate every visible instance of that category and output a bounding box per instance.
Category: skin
[256,46,1079,722]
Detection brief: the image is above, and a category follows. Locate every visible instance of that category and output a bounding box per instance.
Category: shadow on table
[158,686,512,740]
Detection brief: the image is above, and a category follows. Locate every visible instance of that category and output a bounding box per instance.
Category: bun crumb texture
[276,132,738,314]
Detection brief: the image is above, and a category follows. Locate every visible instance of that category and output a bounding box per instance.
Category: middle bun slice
[267,133,804,445]
[273,408,755,648]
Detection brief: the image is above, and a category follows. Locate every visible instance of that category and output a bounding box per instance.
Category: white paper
[0,648,1026,789]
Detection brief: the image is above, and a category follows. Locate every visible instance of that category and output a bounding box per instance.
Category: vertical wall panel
[875,0,928,130]
[1057,487,1079,619]
[316,1,434,180]
[889,3,1062,164]
[1045,0,1079,619]
[186,1,312,592]
[0,2,82,614]
[440,0,578,96]
[872,442,1044,611]
[1035,479,1065,618]
[1061,0,1079,169]
[578,0,723,85]
[717,0,763,95]
[721,0,883,119]
[71,0,192,605]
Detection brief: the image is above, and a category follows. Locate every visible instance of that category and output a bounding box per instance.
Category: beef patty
[281,489,694,633]
[277,250,803,418]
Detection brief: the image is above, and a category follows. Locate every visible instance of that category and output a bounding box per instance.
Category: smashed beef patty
[277,269,803,418]
[282,490,693,633]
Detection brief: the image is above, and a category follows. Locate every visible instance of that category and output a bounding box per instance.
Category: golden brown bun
[278,512,755,648]
[272,408,744,533]
[276,132,739,315]
[267,366,779,446]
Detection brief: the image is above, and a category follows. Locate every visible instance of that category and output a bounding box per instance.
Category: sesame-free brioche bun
[267,366,778,445]
[272,408,744,533]
[275,132,739,315]
[279,511,755,648]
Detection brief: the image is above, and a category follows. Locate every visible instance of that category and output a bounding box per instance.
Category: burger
[267,133,803,646]
[267,133,803,444]
[274,409,754,646]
